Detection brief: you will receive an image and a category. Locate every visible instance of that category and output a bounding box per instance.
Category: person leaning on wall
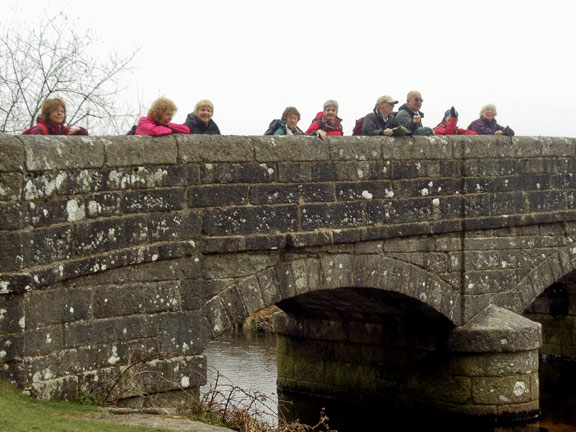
[23,98,88,136]
[395,90,434,136]
[135,97,190,136]
[184,99,221,134]
[305,99,343,140]
[434,107,477,135]
[264,106,305,135]
[468,104,514,136]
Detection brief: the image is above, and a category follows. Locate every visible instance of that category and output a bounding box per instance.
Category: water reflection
[202,330,576,432]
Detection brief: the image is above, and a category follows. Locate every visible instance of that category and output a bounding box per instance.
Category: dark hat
[445,109,458,118]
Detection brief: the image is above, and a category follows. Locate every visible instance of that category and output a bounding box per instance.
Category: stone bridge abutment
[2,133,576,421]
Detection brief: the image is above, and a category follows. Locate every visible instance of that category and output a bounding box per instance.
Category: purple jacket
[468,117,511,135]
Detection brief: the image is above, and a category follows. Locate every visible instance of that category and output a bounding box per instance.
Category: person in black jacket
[184,99,221,134]
[360,95,404,136]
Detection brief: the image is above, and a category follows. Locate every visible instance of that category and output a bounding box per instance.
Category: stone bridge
[1,133,576,421]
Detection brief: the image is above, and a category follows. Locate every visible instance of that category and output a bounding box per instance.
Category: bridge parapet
[1,133,575,418]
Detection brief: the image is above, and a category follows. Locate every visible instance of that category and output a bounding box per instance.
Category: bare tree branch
[0,10,140,135]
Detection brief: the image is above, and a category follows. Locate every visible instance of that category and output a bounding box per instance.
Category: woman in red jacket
[305,100,343,140]
[23,98,88,135]
[136,97,190,136]
[434,107,477,135]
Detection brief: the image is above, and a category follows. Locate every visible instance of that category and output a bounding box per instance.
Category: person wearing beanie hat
[434,106,477,135]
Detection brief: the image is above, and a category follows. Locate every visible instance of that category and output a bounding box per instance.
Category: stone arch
[512,239,576,314]
[200,249,462,340]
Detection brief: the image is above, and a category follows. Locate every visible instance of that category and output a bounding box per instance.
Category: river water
[202,330,576,432]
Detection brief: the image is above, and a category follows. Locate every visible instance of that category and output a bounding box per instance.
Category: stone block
[178,135,253,162]
[301,202,365,230]
[203,253,278,279]
[0,138,24,171]
[105,136,177,166]
[257,267,283,306]
[93,284,144,318]
[250,183,335,205]
[75,216,148,255]
[147,210,201,241]
[188,184,249,207]
[85,192,122,218]
[24,325,64,356]
[202,296,232,336]
[122,189,186,213]
[24,288,93,328]
[203,205,298,235]
[528,190,567,212]
[25,137,105,171]
[32,374,79,401]
[254,136,329,162]
[0,294,24,334]
[0,202,24,230]
[472,374,535,405]
[329,139,382,161]
[336,180,393,201]
[200,162,276,184]
[292,356,325,383]
[0,232,23,272]
[237,275,265,315]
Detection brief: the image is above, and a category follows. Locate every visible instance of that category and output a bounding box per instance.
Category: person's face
[286,113,299,130]
[160,110,174,126]
[378,102,394,117]
[49,106,66,124]
[407,93,423,111]
[324,105,338,123]
[482,107,495,120]
[197,106,213,124]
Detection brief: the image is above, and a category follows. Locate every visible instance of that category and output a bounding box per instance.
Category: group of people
[23,92,515,138]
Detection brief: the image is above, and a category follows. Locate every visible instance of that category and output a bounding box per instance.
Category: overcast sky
[3,0,575,137]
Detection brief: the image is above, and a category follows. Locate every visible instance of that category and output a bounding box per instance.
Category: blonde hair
[148,97,177,124]
[194,99,214,115]
[40,98,66,123]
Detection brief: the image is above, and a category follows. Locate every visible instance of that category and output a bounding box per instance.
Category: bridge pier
[276,305,541,423]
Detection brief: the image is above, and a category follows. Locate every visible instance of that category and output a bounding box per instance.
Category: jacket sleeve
[361,114,384,136]
[434,117,457,135]
[305,120,320,135]
[468,118,495,135]
[68,127,89,136]
[168,123,190,134]
[135,117,173,136]
[395,110,418,132]
[27,124,48,135]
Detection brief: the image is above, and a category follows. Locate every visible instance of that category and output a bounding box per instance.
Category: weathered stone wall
[1,133,576,410]
[525,275,576,359]
[277,306,541,421]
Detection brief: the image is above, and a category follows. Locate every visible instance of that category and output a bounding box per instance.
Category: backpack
[22,123,49,135]
[264,119,284,135]
[352,117,364,136]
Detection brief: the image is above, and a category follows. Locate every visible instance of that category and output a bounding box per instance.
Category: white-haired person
[468,104,514,136]
[305,99,343,140]
[136,97,190,136]
[184,99,221,134]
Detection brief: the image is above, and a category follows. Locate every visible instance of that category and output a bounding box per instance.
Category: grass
[0,380,171,432]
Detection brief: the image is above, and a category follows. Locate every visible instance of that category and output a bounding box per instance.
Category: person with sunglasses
[396,90,434,136]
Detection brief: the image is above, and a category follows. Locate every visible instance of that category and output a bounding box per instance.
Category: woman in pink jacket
[136,97,190,136]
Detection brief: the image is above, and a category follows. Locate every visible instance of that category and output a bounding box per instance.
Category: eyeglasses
[412,98,424,103]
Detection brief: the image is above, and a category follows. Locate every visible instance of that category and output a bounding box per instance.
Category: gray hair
[406,90,421,101]
[480,104,497,116]
[323,99,339,111]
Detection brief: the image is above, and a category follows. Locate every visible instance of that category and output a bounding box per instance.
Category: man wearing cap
[360,95,403,136]
[396,90,434,136]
